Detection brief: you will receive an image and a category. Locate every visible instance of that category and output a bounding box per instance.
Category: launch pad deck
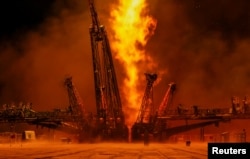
[0,142,207,159]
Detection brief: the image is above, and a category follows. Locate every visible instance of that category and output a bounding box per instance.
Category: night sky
[0,1,53,40]
[0,0,250,111]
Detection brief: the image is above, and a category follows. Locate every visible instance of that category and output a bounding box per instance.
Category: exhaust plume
[110,0,157,125]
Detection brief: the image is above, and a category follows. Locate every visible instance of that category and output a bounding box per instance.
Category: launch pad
[1,0,250,144]
[0,142,208,159]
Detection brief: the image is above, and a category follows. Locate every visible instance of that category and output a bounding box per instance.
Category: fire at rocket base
[110,0,157,127]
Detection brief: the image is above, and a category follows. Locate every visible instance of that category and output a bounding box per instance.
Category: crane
[136,73,158,124]
[88,0,126,140]
[132,73,157,141]
[153,82,176,135]
[157,82,176,117]
[64,77,89,141]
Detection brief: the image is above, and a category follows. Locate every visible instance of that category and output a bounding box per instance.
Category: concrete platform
[0,142,207,159]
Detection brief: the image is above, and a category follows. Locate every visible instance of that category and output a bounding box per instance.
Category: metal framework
[64,77,90,139]
[157,82,176,117]
[131,73,157,141]
[153,82,176,134]
[136,73,157,124]
[2,0,250,143]
[88,0,126,139]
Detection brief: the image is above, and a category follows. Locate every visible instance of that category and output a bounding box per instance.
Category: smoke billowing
[146,0,250,108]
[0,0,250,113]
[0,0,95,111]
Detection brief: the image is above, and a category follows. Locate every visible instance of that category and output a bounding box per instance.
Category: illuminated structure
[136,73,157,124]
[64,77,91,141]
[2,0,250,143]
[131,73,157,140]
[153,82,176,136]
[88,0,127,140]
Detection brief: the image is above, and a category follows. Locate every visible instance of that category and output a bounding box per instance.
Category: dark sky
[0,0,88,40]
[0,0,54,39]
[0,0,250,111]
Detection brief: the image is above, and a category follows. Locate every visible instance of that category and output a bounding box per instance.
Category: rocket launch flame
[110,0,157,125]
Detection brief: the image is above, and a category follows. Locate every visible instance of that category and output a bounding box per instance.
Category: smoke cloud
[0,0,95,111]
[146,0,250,108]
[0,0,250,114]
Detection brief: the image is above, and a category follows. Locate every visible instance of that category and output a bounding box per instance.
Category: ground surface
[0,142,207,159]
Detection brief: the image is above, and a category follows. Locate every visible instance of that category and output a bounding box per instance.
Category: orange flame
[110,0,157,125]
